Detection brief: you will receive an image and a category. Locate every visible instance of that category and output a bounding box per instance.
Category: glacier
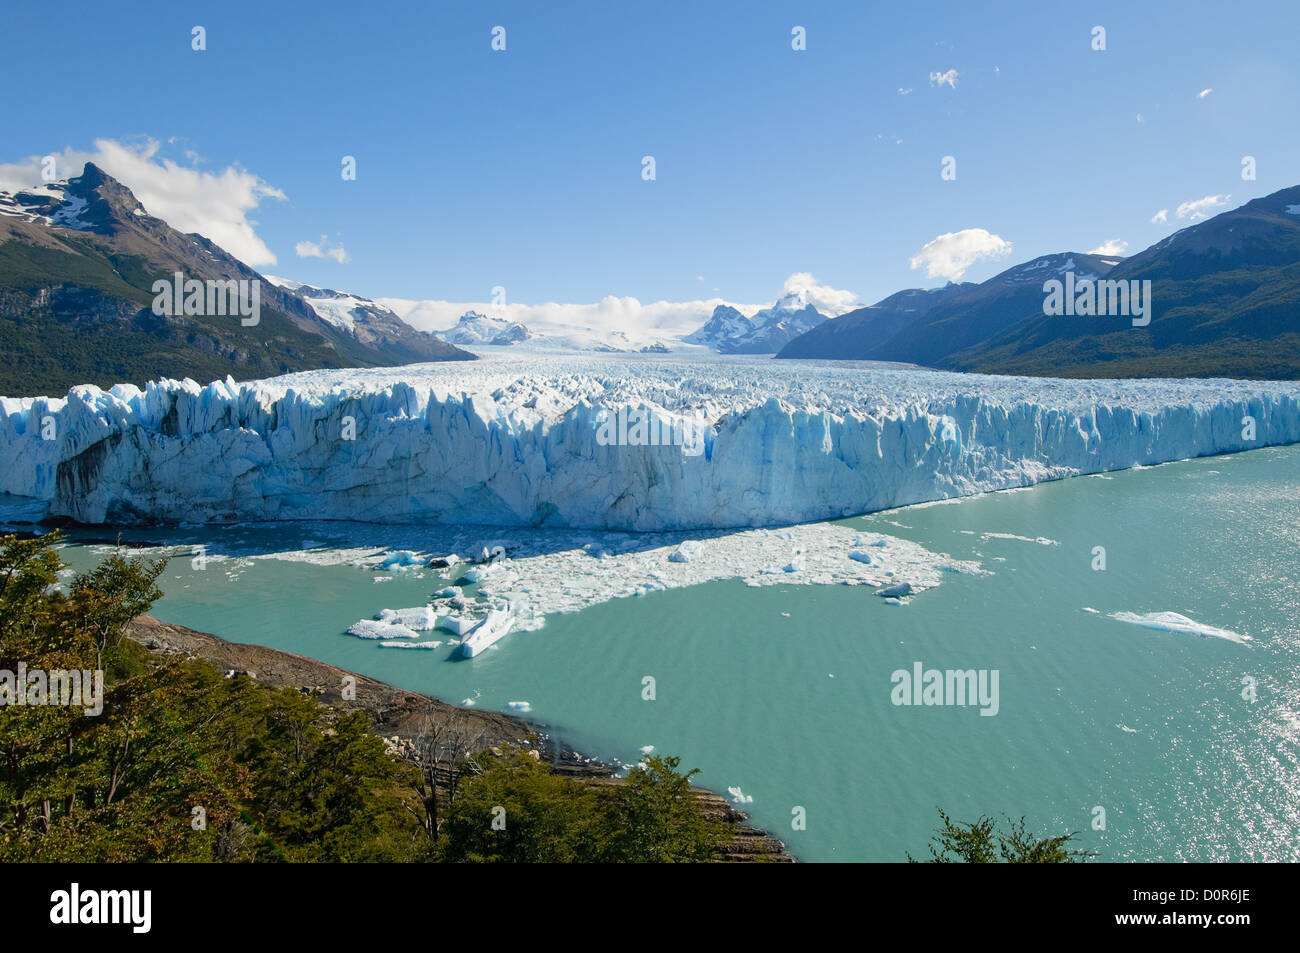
[2,353,1299,531]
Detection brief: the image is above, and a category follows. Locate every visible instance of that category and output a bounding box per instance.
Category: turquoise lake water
[42,445,1300,862]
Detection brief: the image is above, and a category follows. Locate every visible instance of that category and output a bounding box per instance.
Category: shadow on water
[0,491,822,562]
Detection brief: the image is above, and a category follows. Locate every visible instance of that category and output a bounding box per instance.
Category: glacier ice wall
[2,357,1298,530]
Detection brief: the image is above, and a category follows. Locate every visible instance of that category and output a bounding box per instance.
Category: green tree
[909,808,1093,863]
[441,748,605,862]
[600,755,727,862]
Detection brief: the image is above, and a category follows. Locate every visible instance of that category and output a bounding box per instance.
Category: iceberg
[3,355,1298,531]
[668,540,704,563]
[376,550,421,570]
[876,582,912,598]
[378,606,437,630]
[459,609,515,658]
[439,614,479,636]
[1109,610,1251,645]
[347,619,420,640]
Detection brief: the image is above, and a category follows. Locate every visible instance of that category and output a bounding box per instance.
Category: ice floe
[258,518,981,647]
[1109,610,1252,645]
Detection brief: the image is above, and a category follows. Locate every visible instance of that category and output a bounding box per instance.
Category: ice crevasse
[1,357,1298,531]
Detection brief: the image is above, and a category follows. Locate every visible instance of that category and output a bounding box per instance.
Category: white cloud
[1087,239,1128,256]
[377,274,859,347]
[296,235,350,264]
[1176,193,1230,220]
[929,69,959,88]
[779,272,859,315]
[1136,113,1145,124]
[0,138,285,266]
[1151,209,1169,224]
[898,87,913,96]
[380,295,755,346]
[1197,88,1213,99]
[908,228,1012,282]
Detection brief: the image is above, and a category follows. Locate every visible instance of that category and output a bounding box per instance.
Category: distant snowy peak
[441,310,531,347]
[684,305,754,349]
[770,288,811,313]
[686,293,827,354]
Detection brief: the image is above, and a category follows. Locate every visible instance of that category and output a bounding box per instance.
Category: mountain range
[685,289,828,353]
[0,163,471,397]
[6,162,1298,390]
[777,185,1300,379]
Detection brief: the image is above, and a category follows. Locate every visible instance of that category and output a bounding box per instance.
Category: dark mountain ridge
[777,186,1300,379]
[0,163,473,397]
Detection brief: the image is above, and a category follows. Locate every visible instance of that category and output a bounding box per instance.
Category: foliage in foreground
[909,808,1094,863]
[0,532,730,862]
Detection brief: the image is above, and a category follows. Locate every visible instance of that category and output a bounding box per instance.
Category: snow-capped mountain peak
[683,283,828,354]
[771,288,810,313]
[440,310,531,347]
[0,164,150,233]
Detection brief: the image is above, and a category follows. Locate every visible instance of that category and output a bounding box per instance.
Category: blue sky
[3,0,1298,317]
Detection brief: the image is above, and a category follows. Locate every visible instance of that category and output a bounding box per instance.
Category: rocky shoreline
[125,613,793,862]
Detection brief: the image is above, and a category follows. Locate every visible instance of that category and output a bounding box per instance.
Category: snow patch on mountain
[0,182,92,229]
[265,275,437,341]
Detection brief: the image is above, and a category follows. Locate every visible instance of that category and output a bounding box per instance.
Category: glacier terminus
[2,353,1298,531]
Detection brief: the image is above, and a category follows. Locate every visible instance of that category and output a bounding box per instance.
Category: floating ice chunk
[428,554,460,569]
[377,550,421,569]
[459,564,494,584]
[378,606,436,630]
[668,540,703,563]
[1109,610,1251,645]
[876,582,912,598]
[379,640,442,649]
[348,619,420,640]
[639,745,655,754]
[433,587,461,599]
[459,608,515,658]
[439,614,480,636]
[782,557,805,573]
[727,786,753,804]
[848,550,874,564]
[979,532,1059,546]
[507,700,532,712]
